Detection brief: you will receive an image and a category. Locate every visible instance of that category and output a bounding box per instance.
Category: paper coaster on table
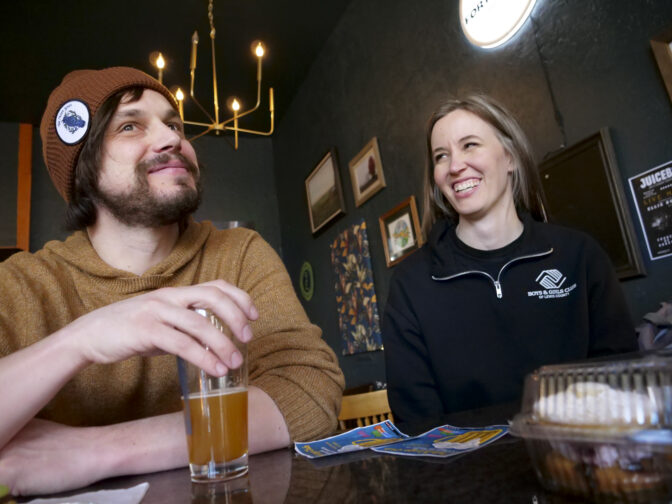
[24,482,149,504]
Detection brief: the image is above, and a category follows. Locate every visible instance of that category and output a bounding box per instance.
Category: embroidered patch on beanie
[54,99,90,145]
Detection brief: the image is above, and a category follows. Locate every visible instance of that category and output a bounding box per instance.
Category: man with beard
[0,67,344,496]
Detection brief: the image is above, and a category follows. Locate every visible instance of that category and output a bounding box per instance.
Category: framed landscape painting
[305,150,346,234]
[348,137,386,207]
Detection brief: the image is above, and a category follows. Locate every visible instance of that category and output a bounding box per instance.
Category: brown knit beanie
[40,67,178,202]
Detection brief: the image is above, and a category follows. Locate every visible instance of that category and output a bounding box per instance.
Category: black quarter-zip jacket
[382,213,637,429]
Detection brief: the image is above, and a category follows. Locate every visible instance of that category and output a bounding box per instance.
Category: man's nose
[152,122,182,153]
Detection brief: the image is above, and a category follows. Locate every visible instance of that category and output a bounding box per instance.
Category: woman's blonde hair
[421,94,547,237]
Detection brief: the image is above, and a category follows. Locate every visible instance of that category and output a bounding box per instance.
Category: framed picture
[305,149,346,234]
[379,195,424,267]
[651,27,672,105]
[348,137,386,207]
[539,129,645,280]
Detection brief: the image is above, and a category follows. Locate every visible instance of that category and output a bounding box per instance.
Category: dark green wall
[0,123,19,247]
[273,0,672,389]
[30,129,68,248]
[192,135,280,252]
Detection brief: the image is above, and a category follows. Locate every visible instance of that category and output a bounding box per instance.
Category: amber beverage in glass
[178,309,249,482]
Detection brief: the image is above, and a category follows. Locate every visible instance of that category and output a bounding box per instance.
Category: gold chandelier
[151,0,274,148]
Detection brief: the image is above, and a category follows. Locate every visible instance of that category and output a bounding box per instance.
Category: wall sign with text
[460,0,537,49]
[629,160,672,261]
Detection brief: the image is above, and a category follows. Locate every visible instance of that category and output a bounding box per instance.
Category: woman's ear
[505,151,515,174]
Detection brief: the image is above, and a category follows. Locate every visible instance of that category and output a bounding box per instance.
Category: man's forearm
[0,328,88,449]
[0,385,289,495]
[99,412,188,477]
[248,385,290,453]
[0,414,188,496]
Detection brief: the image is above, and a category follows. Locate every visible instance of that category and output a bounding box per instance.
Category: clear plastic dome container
[510,351,672,503]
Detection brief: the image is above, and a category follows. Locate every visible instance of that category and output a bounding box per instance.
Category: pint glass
[178,309,249,482]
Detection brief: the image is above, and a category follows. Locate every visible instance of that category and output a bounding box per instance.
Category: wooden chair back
[337,389,394,431]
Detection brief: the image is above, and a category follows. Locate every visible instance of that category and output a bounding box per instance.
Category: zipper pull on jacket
[494,281,503,299]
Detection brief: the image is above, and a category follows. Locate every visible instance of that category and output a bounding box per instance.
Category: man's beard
[93,153,202,228]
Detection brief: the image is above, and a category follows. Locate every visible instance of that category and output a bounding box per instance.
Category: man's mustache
[137,153,199,177]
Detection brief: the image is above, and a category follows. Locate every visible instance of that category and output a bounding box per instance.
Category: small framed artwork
[305,149,346,234]
[651,27,672,104]
[348,137,386,207]
[379,195,424,267]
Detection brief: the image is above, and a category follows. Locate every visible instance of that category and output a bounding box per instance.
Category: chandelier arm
[219,81,271,126]
[224,122,273,136]
[182,119,217,128]
[217,69,263,127]
[242,74,263,114]
[210,34,220,126]
[187,125,217,142]
[188,93,216,124]
[218,102,260,127]
[223,94,274,135]
[190,69,195,96]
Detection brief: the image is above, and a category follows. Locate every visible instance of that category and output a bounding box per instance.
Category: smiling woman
[430,108,517,246]
[421,94,546,240]
[380,93,638,431]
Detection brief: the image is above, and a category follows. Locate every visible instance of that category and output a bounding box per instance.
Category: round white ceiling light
[460,0,538,49]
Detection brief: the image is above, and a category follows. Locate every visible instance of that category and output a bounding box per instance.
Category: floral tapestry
[330,219,383,355]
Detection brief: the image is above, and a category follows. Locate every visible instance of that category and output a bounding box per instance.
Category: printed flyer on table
[295,420,508,459]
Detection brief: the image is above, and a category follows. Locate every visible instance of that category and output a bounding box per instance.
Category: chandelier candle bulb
[231,98,240,149]
[254,42,265,81]
[175,88,185,120]
[156,53,165,84]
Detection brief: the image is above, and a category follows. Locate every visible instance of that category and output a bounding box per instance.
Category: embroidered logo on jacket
[528,269,577,299]
[536,269,566,289]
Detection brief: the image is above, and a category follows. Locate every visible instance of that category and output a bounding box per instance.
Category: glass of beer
[190,476,252,504]
[177,308,249,482]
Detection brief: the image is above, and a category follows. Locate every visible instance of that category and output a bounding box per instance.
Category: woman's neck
[456,205,523,251]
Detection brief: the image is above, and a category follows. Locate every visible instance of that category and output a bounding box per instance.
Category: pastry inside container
[510,352,672,503]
